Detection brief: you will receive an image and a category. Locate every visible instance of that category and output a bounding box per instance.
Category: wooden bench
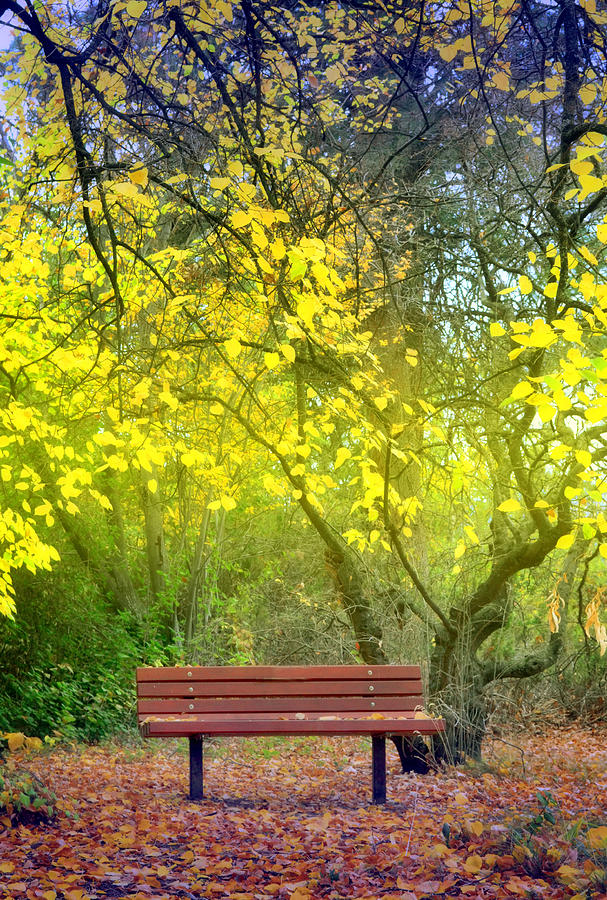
[136,664,445,804]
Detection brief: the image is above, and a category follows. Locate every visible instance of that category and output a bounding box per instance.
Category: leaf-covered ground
[1,727,607,899]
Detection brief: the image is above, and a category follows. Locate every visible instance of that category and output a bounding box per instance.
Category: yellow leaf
[518,275,533,294]
[227,160,243,177]
[464,854,484,874]
[394,16,405,34]
[571,158,594,177]
[112,181,140,198]
[4,732,25,751]
[537,403,556,423]
[490,323,505,337]
[159,384,178,411]
[220,495,236,511]
[264,352,280,370]
[224,337,242,359]
[374,396,388,411]
[553,391,571,411]
[580,83,597,104]
[587,826,607,850]
[580,245,598,266]
[297,295,317,326]
[270,238,286,260]
[129,166,148,188]
[492,70,509,91]
[335,447,351,469]
[556,864,580,880]
[464,525,479,544]
[147,479,157,494]
[126,0,146,16]
[280,343,296,363]
[497,498,521,513]
[469,821,484,836]
[556,532,575,550]
[439,43,458,62]
[579,173,604,199]
[454,541,466,559]
[231,210,252,228]
[511,381,533,400]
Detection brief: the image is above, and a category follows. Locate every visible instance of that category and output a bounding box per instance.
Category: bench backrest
[136,664,425,721]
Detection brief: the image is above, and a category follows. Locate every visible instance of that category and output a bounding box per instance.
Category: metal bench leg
[372,735,386,804]
[189,735,203,800]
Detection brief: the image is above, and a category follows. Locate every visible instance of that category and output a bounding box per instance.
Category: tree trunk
[429,618,488,761]
[323,546,386,665]
[429,550,583,761]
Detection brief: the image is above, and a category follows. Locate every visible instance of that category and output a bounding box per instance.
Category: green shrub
[0,664,136,742]
[0,763,56,826]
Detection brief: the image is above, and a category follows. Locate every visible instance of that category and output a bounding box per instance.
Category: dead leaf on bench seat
[414,711,432,719]
[317,716,337,720]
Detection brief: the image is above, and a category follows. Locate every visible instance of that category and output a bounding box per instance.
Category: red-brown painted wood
[137,679,422,698]
[136,664,445,805]
[141,717,445,737]
[139,711,421,723]
[137,696,422,716]
[136,664,421,682]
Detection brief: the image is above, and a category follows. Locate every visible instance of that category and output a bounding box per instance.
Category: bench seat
[137,664,444,803]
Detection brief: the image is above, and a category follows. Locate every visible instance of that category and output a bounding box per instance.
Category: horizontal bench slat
[141,717,445,737]
[137,696,422,715]
[140,711,422,724]
[137,679,422,698]
[136,664,420,683]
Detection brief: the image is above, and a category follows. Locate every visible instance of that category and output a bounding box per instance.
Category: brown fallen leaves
[1,726,606,899]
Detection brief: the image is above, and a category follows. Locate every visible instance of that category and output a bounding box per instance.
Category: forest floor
[1,725,607,899]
